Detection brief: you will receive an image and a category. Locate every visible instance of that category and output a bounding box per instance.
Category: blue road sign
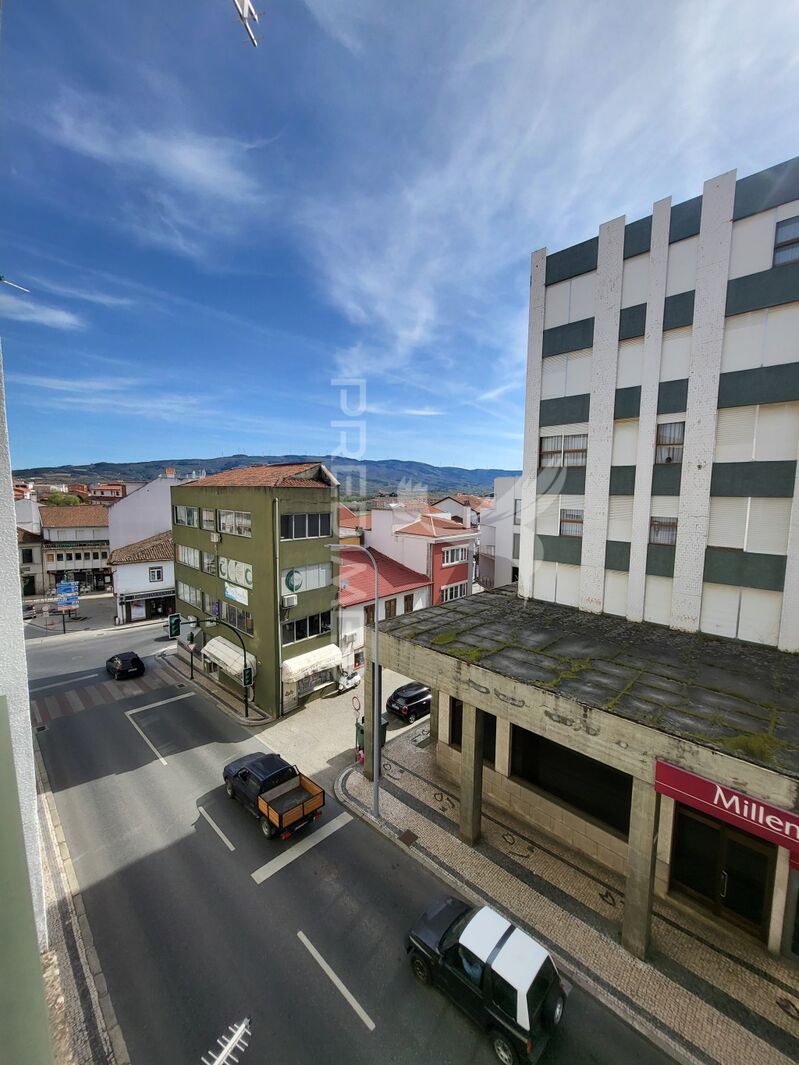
[57,594,79,609]
[57,581,79,595]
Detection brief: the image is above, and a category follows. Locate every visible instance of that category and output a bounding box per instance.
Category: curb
[335,764,706,1065]
[35,744,131,1065]
[156,651,269,727]
[25,617,165,645]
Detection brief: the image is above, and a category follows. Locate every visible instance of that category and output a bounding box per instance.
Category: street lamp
[329,543,380,819]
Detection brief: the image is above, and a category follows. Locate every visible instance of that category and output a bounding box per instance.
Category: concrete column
[621,777,661,959]
[439,696,451,747]
[518,248,547,601]
[495,717,511,777]
[429,687,440,742]
[459,703,485,844]
[363,662,382,782]
[768,846,791,954]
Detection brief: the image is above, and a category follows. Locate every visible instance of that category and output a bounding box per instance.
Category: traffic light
[167,614,181,638]
[242,666,253,688]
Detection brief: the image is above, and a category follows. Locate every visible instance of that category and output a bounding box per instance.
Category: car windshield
[440,909,474,953]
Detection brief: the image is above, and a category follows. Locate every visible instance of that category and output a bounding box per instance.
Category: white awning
[201,637,257,681]
[282,643,342,683]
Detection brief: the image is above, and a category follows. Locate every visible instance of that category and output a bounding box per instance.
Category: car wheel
[408,712,417,724]
[543,992,565,1031]
[490,1031,518,1065]
[260,816,277,839]
[225,779,235,799]
[410,952,432,985]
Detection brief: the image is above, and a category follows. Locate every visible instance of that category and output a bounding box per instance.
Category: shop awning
[201,637,257,681]
[282,643,342,683]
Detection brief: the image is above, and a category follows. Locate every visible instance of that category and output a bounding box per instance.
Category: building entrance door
[670,805,776,939]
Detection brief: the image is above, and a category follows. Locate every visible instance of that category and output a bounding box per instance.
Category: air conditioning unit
[282,594,298,608]
[210,532,221,543]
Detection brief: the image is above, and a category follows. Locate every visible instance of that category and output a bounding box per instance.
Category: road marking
[297,931,375,1032]
[251,812,352,884]
[199,806,235,851]
[30,673,99,693]
[124,692,194,766]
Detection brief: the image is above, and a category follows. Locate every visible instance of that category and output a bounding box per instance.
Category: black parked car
[386,682,431,724]
[407,896,568,1064]
[106,651,145,680]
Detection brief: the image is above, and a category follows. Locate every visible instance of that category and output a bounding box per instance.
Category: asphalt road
[28,637,676,1065]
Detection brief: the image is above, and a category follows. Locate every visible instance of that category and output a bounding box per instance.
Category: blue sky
[3,1,799,472]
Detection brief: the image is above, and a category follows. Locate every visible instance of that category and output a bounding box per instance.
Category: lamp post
[329,543,380,819]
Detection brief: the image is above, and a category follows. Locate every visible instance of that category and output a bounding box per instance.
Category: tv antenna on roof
[201,1017,251,1065]
[230,0,259,47]
[0,275,30,294]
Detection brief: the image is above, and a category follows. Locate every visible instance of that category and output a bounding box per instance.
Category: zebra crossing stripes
[30,666,174,727]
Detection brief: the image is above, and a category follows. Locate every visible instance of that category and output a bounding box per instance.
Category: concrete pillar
[459,703,485,844]
[621,777,661,959]
[363,662,381,782]
[495,717,511,777]
[429,687,440,742]
[439,696,451,745]
[768,846,791,954]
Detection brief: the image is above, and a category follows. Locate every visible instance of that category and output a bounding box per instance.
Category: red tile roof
[109,530,173,565]
[39,504,109,528]
[185,462,333,488]
[395,514,478,539]
[17,527,42,543]
[339,504,372,529]
[437,494,493,509]
[338,548,430,607]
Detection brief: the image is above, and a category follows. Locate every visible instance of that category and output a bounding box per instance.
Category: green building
[170,462,340,718]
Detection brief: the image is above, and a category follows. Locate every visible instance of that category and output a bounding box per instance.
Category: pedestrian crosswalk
[30,663,176,728]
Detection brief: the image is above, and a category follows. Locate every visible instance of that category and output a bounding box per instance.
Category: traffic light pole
[171,612,251,718]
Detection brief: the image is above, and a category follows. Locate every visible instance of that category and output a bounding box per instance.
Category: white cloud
[23,276,134,308]
[0,292,85,330]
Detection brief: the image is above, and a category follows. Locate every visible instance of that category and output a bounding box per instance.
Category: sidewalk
[337,729,799,1065]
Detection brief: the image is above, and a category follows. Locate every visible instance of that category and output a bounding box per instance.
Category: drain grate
[35,724,47,732]
[398,829,417,847]
[176,683,186,689]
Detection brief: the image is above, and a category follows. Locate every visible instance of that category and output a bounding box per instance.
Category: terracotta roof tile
[338,548,431,607]
[109,530,174,565]
[184,462,333,489]
[39,504,109,528]
[17,527,42,543]
[339,504,371,529]
[395,514,478,539]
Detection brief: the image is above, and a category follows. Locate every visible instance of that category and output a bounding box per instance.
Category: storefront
[281,644,342,711]
[118,589,175,624]
[656,762,799,952]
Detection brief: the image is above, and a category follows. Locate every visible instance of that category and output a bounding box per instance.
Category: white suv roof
[459,906,548,991]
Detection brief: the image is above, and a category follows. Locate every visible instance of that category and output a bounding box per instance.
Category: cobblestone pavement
[337,729,799,1065]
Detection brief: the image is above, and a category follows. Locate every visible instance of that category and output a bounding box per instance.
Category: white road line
[199,806,235,851]
[297,931,375,1032]
[251,812,352,885]
[30,673,99,693]
[124,692,194,766]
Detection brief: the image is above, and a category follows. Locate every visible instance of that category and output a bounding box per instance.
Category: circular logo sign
[286,568,304,592]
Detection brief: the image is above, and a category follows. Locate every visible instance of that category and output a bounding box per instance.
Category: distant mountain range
[14,454,521,498]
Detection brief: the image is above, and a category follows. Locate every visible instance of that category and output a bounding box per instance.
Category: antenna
[201,1017,251,1065]
[0,275,30,294]
[230,0,259,47]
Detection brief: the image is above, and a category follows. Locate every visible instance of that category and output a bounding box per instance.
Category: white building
[15,497,40,534]
[108,474,178,551]
[18,529,46,597]
[520,155,799,651]
[477,476,520,589]
[39,504,111,592]
[338,548,430,671]
[434,494,492,529]
[109,531,175,623]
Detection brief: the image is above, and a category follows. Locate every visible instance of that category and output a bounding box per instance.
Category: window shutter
[714,407,756,462]
[707,498,747,549]
[737,589,782,646]
[650,496,680,518]
[564,349,592,395]
[754,403,799,462]
[746,498,792,554]
[699,583,739,639]
[643,576,672,625]
[611,420,639,465]
[541,353,568,400]
[607,497,633,541]
[554,563,580,607]
[603,570,628,616]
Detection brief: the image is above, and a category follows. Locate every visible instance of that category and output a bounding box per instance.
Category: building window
[403,593,414,614]
[218,510,252,537]
[442,545,467,566]
[21,548,33,564]
[483,713,497,768]
[280,512,332,540]
[176,580,202,608]
[176,544,201,569]
[201,551,217,576]
[539,434,563,467]
[66,553,73,561]
[449,698,463,748]
[559,508,584,537]
[512,533,520,559]
[539,433,587,468]
[441,581,468,603]
[281,610,332,645]
[101,552,107,559]
[650,516,678,545]
[202,592,218,617]
[47,553,55,562]
[202,508,216,531]
[280,562,332,595]
[774,215,799,266]
[174,505,199,527]
[92,552,99,560]
[513,498,521,525]
[56,553,64,561]
[384,598,397,620]
[149,567,163,582]
[364,604,375,627]
[221,601,254,636]
[655,421,685,465]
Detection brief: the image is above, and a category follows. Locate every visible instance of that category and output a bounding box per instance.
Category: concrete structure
[108,473,179,552]
[109,530,175,624]
[338,503,369,546]
[18,528,46,597]
[171,462,340,717]
[338,547,430,670]
[434,494,492,529]
[477,476,520,589]
[39,504,111,591]
[15,496,40,533]
[366,157,799,966]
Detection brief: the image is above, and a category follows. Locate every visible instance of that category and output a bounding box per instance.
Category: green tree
[42,493,84,506]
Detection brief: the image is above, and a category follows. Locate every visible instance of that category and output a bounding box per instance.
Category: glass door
[670,807,722,906]
[720,830,775,936]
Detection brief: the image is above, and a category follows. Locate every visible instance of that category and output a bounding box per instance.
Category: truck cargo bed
[268,784,308,816]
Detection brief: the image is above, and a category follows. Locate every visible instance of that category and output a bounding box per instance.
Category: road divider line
[297,931,375,1032]
[124,691,194,766]
[251,812,352,884]
[199,806,235,851]
[30,673,99,693]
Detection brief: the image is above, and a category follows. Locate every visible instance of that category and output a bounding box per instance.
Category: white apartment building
[520,155,799,651]
[108,474,178,551]
[477,476,520,589]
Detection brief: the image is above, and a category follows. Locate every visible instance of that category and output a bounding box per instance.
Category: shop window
[384,598,397,620]
[655,421,685,465]
[403,594,414,613]
[450,698,463,749]
[510,726,632,835]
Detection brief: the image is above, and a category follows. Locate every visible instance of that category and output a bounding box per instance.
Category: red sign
[656,761,799,863]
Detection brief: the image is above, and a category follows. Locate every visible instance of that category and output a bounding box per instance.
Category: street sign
[57,595,79,610]
[57,581,79,595]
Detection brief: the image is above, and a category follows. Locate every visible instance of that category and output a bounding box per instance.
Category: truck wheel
[225,779,234,798]
[410,952,431,985]
[490,1031,518,1065]
[260,816,277,839]
[543,991,565,1031]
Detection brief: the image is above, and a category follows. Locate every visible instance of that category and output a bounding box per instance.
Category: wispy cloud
[24,276,134,308]
[0,292,85,330]
[364,403,444,417]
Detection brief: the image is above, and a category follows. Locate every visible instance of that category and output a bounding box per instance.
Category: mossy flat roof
[380,585,799,779]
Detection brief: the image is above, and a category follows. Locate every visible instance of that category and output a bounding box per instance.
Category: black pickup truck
[223,752,325,840]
